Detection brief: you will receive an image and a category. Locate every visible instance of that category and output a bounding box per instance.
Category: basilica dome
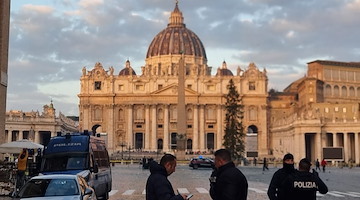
[146,3,207,60]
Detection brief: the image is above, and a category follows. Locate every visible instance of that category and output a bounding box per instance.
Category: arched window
[157,139,163,150]
[247,125,258,134]
[341,86,347,97]
[158,108,163,120]
[118,109,124,121]
[334,85,340,96]
[187,108,193,120]
[325,85,332,96]
[349,86,355,97]
[186,139,192,150]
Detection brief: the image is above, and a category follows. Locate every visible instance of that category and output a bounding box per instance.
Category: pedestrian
[253,157,257,166]
[145,154,187,200]
[315,159,320,171]
[267,153,296,200]
[263,157,269,171]
[209,149,248,200]
[321,159,327,172]
[16,148,28,191]
[283,158,328,200]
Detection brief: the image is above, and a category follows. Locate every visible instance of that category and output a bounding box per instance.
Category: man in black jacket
[267,153,296,200]
[284,158,328,200]
[209,149,248,200]
[146,154,187,200]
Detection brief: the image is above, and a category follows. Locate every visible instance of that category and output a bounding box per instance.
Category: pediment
[151,83,198,95]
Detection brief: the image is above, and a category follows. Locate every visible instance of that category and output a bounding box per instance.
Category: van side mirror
[90,164,98,173]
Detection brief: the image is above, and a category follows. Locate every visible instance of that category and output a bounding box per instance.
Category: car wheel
[193,165,199,169]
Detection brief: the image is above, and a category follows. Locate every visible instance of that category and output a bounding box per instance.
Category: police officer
[284,158,328,200]
[268,153,296,200]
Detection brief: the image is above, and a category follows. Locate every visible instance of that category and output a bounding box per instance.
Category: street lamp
[120,142,126,160]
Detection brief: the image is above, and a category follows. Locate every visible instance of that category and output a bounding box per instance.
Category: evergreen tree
[223,79,246,161]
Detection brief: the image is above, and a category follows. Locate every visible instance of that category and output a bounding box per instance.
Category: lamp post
[120,142,126,160]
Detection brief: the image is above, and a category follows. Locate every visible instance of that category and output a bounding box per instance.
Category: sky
[6,0,360,116]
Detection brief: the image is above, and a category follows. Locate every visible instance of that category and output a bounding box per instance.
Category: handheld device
[186,194,193,199]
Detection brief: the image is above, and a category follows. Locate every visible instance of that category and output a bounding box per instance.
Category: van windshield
[42,154,88,172]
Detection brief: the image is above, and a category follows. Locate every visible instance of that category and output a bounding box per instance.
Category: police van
[40,130,112,199]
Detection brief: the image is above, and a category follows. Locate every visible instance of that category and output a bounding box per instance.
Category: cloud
[7,0,360,116]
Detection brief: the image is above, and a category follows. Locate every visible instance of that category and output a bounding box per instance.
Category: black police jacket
[145,161,184,200]
[209,161,248,200]
[283,170,328,200]
[267,164,296,200]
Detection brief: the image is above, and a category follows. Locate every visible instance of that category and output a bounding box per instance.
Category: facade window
[357,87,360,97]
[207,84,215,91]
[249,82,255,90]
[158,108,163,120]
[94,107,102,121]
[249,107,257,121]
[158,124,163,128]
[349,86,355,97]
[94,81,101,90]
[136,84,144,91]
[206,107,215,120]
[158,84,163,90]
[187,84,192,89]
[208,125,214,129]
[187,109,193,120]
[118,84,124,91]
[187,124,192,128]
[118,109,124,121]
[334,85,340,96]
[341,86,347,97]
[325,85,331,96]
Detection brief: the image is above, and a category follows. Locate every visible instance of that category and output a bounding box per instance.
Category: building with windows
[79,3,269,157]
[270,60,360,164]
[5,103,78,146]
[78,2,360,165]
[0,0,10,144]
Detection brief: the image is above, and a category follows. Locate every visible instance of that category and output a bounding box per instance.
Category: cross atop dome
[169,0,184,27]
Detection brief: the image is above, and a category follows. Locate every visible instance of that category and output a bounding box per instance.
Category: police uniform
[284,170,328,200]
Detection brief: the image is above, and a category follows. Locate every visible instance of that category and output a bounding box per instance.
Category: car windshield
[18,178,79,198]
[42,154,88,171]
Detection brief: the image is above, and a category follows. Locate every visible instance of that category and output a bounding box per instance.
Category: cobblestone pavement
[1,164,359,200]
[108,163,360,200]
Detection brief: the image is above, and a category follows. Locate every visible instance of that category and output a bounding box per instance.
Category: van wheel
[193,165,199,169]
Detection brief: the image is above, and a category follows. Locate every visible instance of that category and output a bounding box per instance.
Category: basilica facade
[79,3,269,157]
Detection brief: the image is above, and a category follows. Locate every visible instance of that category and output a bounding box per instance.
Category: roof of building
[308,60,360,68]
[146,2,207,59]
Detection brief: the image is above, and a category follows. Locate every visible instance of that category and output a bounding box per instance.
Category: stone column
[355,133,359,165]
[145,105,150,150]
[344,132,349,162]
[164,104,169,151]
[333,133,338,147]
[7,129,12,142]
[151,105,157,150]
[35,131,40,144]
[107,104,114,151]
[316,132,322,161]
[127,105,133,147]
[193,105,199,151]
[19,131,23,140]
[216,105,222,149]
[199,105,205,151]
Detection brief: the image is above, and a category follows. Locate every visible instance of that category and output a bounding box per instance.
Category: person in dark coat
[209,149,248,200]
[283,158,328,200]
[267,153,296,200]
[145,154,187,200]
